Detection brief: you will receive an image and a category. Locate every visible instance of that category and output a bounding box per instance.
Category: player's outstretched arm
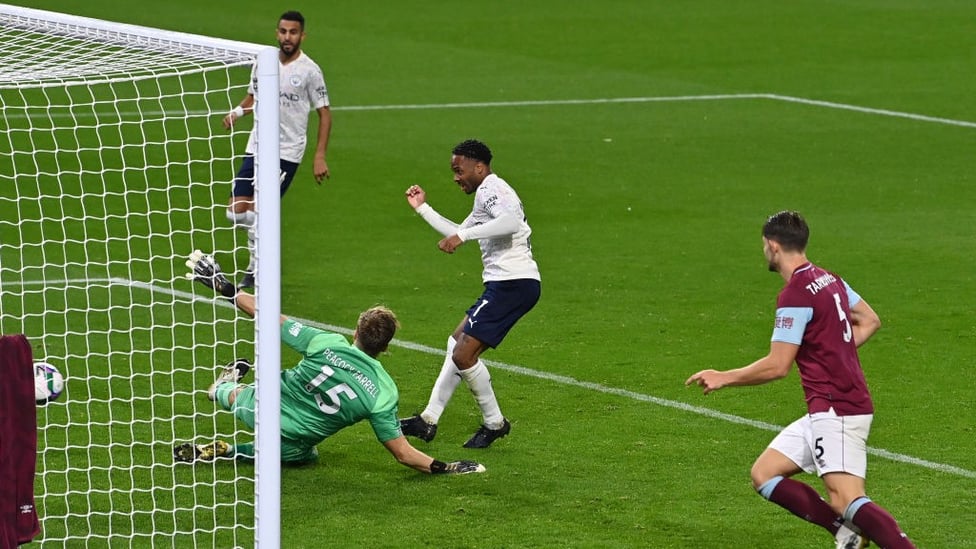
[185,250,286,323]
[382,436,485,475]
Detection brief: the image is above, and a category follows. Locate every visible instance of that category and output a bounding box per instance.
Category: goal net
[0,5,279,547]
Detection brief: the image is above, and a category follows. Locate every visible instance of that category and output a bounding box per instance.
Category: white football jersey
[459,174,541,282]
[245,51,329,163]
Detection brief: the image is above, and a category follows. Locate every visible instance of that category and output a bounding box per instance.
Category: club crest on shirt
[290,75,303,88]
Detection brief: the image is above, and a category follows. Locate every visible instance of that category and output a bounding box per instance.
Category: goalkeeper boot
[463,418,511,449]
[399,414,437,442]
[173,440,231,463]
[207,359,252,401]
[835,524,870,549]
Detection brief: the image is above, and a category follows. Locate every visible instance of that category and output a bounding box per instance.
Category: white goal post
[0,4,280,548]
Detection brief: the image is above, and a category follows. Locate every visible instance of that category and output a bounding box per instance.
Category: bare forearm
[233,291,287,325]
[850,300,881,347]
[233,291,256,317]
[724,356,791,387]
[239,95,255,114]
[384,437,436,473]
[315,108,331,158]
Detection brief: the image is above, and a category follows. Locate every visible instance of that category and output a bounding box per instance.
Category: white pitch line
[761,93,976,129]
[332,93,767,111]
[42,277,963,480]
[6,93,976,129]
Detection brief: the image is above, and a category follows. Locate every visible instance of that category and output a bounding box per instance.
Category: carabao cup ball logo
[34,361,65,404]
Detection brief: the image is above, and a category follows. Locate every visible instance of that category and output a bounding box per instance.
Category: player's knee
[822,472,867,513]
[451,348,477,370]
[750,461,779,491]
[750,468,768,491]
[825,489,863,516]
[227,198,253,215]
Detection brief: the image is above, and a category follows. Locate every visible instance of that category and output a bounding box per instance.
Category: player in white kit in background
[400,139,542,449]
[222,10,331,288]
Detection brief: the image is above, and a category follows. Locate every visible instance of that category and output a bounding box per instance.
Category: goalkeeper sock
[231,443,253,461]
[421,337,460,424]
[459,360,504,428]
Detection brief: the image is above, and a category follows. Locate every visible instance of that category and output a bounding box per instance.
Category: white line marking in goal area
[90,278,974,480]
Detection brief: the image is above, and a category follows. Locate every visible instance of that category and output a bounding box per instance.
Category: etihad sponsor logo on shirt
[483,194,498,213]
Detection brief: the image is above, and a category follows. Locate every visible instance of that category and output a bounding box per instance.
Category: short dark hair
[279,11,305,30]
[453,139,492,165]
[762,210,809,252]
[356,306,399,357]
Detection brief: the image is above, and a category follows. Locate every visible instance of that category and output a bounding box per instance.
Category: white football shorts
[768,408,873,478]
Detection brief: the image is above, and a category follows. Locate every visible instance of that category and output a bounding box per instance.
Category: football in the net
[34,361,65,404]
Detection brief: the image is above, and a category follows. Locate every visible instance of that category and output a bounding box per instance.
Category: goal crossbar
[0,4,263,88]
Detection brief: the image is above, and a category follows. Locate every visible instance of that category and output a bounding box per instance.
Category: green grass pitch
[2,1,974,547]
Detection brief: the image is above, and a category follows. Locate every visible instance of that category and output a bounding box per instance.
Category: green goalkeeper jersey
[278,318,401,444]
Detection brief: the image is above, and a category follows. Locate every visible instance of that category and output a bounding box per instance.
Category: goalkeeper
[174,251,485,475]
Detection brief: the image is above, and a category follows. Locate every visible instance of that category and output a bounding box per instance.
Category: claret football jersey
[770,262,874,416]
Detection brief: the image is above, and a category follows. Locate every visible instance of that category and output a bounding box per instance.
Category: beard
[279,40,300,58]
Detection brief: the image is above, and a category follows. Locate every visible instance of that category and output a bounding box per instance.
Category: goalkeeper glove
[430,460,486,475]
[185,250,237,299]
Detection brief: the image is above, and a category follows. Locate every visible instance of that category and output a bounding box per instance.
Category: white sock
[225,208,255,229]
[421,337,460,424]
[226,209,257,272]
[458,360,504,428]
